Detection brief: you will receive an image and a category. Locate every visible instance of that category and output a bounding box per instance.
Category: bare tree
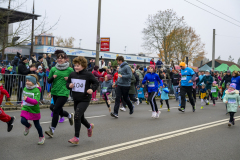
[55,36,75,48]
[142,9,185,64]
[237,57,240,65]
[228,55,234,62]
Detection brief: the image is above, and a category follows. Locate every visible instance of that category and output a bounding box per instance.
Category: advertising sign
[100,38,110,51]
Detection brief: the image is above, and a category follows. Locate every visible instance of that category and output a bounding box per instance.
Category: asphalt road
[1,98,240,160]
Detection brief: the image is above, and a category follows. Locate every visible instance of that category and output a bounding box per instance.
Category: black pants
[51,95,69,128]
[180,86,195,109]
[212,97,217,104]
[160,99,169,109]
[74,101,90,137]
[21,117,43,137]
[229,112,235,122]
[129,94,137,102]
[104,92,111,108]
[40,86,44,100]
[121,96,127,108]
[17,78,26,102]
[192,88,196,101]
[148,92,158,112]
[114,85,133,115]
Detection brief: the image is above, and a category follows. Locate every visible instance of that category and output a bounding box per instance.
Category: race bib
[138,92,142,94]
[211,87,216,93]
[148,82,155,87]
[178,88,180,93]
[71,79,86,93]
[228,98,236,104]
[22,91,35,106]
[102,87,107,93]
[181,76,187,80]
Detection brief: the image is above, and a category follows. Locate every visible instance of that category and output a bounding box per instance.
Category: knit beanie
[149,65,155,70]
[26,75,37,85]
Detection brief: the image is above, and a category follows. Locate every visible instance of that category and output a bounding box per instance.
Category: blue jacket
[156,60,163,68]
[116,62,132,87]
[142,72,163,92]
[161,87,169,100]
[38,72,45,87]
[137,87,145,98]
[231,76,240,90]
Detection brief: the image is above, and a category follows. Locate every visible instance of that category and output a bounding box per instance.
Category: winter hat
[17,52,21,57]
[149,65,155,70]
[94,66,99,70]
[26,75,37,85]
[38,66,42,69]
[229,83,236,89]
[163,83,167,87]
[22,57,27,61]
[205,70,210,73]
[7,66,13,70]
[38,56,43,60]
[226,82,231,86]
[213,81,217,84]
[227,70,231,73]
[139,67,143,71]
[202,84,206,87]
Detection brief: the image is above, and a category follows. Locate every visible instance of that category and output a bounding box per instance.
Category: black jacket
[133,72,139,86]
[171,74,181,86]
[18,61,31,75]
[46,57,51,68]
[66,69,99,102]
[36,61,46,72]
[221,74,232,88]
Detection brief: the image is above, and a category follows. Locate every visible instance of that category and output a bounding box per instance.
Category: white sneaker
[136,98,139,105]
[155,111,161,118]
[151,112,156,118]
[120,107,126,112]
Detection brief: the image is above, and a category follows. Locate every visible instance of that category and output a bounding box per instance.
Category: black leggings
[74,101,91,137]
[104,92,111,108]
[51,95,69,128]
[21,117,43,137]
[229,112,235,122]
[148,92,158,112]
[192,88,196,101]
[129,94,137,102]
[160,99,169,109]
[212,97,217,104]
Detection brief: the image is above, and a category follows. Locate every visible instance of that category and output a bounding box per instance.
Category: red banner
[100,38,110,51]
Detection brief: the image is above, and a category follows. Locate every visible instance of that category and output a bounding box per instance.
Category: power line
[196,0,240,24]
[184,0,240,28]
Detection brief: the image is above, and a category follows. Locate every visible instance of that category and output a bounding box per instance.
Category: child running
[50,97,65,123]
[223,83,240,127]
[160,83,170,111]
[66,56,99,145]
[101,75,113,112]
[142,65,163,118]
[199,84,209,109]
[20,74,45,145]
[222,83,230,115]
[211,81,219,106]
[137,86,145,104]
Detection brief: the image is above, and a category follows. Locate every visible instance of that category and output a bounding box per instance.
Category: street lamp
[95,0,102,66]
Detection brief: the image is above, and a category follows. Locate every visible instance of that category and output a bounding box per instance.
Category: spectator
[36,56,46,72]
[29,54,37,66]
[1,65,6,74]
[52,58,57,67]
[135,65,144,81]
[87,59,95,72]
[132,68,139,97]
[150,58,155,66]
[4,66,15,99]
[12,52,21,74]
[43,54,48,69]
[156,58,163,68]
[220,70,232,89]
[171,70,181,101]
[99,59,105,69]
[36,66,46,104]
[108,61,112,68]
[46,54,52,69]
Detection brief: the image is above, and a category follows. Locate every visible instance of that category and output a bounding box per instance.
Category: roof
[0,7,41,24]
[198,64,211,71]
[201,59,240,68]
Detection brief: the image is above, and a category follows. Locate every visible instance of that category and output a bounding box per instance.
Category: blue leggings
[21,117,43,137]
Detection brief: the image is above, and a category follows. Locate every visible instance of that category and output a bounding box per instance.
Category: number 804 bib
[71,79,86,93]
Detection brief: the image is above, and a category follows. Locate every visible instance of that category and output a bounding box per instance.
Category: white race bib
[102,87,108,93]
[228,98,236,104]
[181,76,187,80]
[71,79,86,93]
[148,82,155,87]
[211,87,216,93]
[22,91,34,106]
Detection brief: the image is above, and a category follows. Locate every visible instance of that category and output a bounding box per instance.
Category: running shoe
[24,123,32,136]
[213,104,215,106]
[129,108,134,115]
[192,106,196,112]
[160,104,163,108]
[45,127,54,138]
[69,113,74,126]
[7,116,15,132]
[110,112,119,118]
[146,101,149,105]
[167,109,170,112]
[87,123,94,137]
[136,98,139,105]
[206,102,210,105]
[120,107,126,112]
[201,106,203,109]
[68,137,79,145]
[226,112,229,115]
[155,111,161,118]
[228,122,232,127]
[151,111,156,118]
[38,137,45,145]
[178,108,185,112]
[59,117,65,123]
[232,119,235,125]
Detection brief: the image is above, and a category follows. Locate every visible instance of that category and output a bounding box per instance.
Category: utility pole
[212,29,216,69]
[79,39,82,48]
[30,0,35,56]
[95,0,102,66]
[124,46,127,54]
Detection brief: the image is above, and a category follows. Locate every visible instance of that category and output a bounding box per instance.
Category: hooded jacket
[223,90,240,113]
[116,62,132,87]
[220,74,232,88]
[142,72,163,93]
[161,87,169,100]
[0,85,10,105]
[129,74,136,95]
[18,61,31,75]
[66,69,99,102]
[101,80,113,93]
[197,75,213,90]
[231,76,240,90]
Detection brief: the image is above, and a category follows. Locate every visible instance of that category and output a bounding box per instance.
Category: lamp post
[95,0,102,66]
[30,0,35,55]
[79,39,82,48]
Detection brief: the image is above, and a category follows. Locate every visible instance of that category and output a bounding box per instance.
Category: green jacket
[197,75,213,90]
[135,69,144,80]
[129,74,136,95]
[48,66,74,97]
[223,90,240,113]
[21,87,41,114]
[211,86,219,98]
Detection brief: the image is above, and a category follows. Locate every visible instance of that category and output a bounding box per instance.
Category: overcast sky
[1,0,240,62]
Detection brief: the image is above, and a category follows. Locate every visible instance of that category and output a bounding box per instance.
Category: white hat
[38,66,42,69]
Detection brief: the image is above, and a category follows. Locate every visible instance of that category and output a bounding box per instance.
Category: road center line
[54,116,240,160]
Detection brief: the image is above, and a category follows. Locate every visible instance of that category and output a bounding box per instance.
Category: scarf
[26,84,37,90]
[55,62,69,71]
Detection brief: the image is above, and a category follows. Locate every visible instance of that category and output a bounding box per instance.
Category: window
[48,37,52,45]
[38,37,42,45]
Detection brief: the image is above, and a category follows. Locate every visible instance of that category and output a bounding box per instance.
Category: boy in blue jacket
[142,65,163,118]
[160,83,170,111]
[137,86,145,103]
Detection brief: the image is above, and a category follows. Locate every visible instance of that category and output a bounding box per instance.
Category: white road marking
[40,115,106,124]
[149,107,180,111]
[54,116,240,160]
